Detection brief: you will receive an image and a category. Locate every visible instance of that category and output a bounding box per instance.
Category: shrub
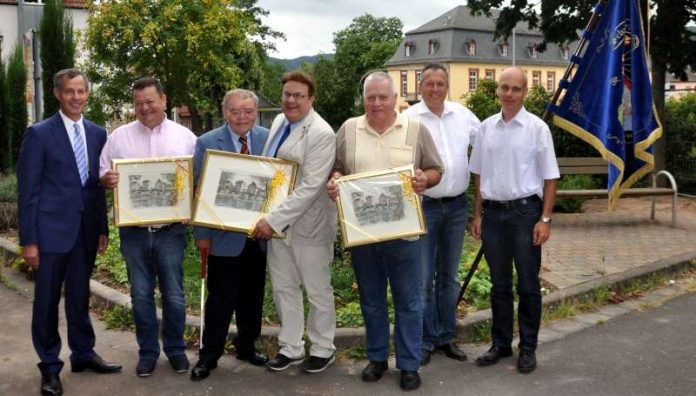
[555,175,601,213]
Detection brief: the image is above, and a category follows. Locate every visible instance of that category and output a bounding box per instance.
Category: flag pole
[199,247,209,350]
[543,0,607,122]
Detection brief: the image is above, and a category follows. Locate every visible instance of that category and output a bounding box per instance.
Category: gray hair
[53,68,88,91]
[419,63,449,84]
[222,89,259,109]
[363,71,396,96]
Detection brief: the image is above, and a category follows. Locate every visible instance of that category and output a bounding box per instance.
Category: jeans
[481,199,542,350]
[119,224,187,360]
[351,239,423,371]
[421,194,468,350]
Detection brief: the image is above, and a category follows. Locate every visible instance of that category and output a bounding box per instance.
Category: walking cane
[199,247,209,350]
[456,246,484,306]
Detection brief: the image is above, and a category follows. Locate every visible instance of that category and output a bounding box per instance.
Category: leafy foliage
[664,93,696,192]
[311,15,403,129]
[0,45,7,172]
[84,0,281,132]
[0,173,18,203]
[39,0,76,118]
[5,45,27,171]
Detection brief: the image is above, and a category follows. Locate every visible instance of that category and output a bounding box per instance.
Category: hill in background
[269,54,334,71]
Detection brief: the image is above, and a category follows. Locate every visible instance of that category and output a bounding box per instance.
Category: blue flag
[548,0,662,208]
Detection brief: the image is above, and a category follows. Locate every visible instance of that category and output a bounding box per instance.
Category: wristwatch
[541,216,552,225]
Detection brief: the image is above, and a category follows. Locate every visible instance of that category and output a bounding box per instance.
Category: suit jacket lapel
[217,125,237,152]
[250,126,264,156]
[280,111,312,151]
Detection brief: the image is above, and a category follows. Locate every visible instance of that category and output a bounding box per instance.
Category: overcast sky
[256,0,458,59]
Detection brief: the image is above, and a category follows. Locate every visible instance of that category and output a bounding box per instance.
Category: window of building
[466,39,477,55]
[561,46,570,60]
[405,42,414,57]
[485,69,495,81]
[428,39,439,55]
[499,42,509,57]
[528,44,539,58]
[400,71,408,97]
[469,69,479,91]
[532,71,541,87]
[547,72,556,92]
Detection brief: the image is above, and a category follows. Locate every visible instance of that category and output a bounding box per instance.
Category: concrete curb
[2,236,695,349]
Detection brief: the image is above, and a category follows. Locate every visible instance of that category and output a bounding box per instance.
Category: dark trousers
[200,239,266,363]
[32,223,97,374]
[481,199,542,350]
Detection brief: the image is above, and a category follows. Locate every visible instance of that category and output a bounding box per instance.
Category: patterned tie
[273,123,292,158]
[73,123,88,185]
[239,135,249,155]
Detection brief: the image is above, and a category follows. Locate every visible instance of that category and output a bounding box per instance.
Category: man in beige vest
[327,71,443,391]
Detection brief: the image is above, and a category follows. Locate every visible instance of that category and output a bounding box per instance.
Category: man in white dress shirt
[469,66,559,374]
[404,63,480,366]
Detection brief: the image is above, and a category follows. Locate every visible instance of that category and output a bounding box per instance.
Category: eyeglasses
[227,108,256,117]
[282,92,308,100]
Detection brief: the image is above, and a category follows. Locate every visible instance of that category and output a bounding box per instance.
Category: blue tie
[273,123,292,158]
[73,123,88,185]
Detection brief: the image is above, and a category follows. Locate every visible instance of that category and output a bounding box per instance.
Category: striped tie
[73,123,88,185]
[239,135,249,155]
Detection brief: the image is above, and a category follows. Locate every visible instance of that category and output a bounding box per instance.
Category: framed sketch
[191,150,298,237]
[112,156,193,226]
[335,165,425,248]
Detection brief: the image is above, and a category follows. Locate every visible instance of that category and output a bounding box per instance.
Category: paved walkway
[541,196,696,289]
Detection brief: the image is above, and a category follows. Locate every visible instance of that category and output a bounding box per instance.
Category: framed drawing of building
[335,165,425,248]
[191,150,298,237]
[112,156,194,226]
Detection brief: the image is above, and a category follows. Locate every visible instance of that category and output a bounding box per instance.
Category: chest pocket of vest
[389,145,414,167]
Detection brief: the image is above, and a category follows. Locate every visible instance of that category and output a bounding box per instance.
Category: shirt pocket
[388,145,414,167]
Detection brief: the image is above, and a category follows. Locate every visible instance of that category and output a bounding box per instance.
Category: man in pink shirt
[99,77,197,378]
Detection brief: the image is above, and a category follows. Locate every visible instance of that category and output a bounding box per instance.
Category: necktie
[73,123,88,185]
[239,135,249,155]
[273,123,292,158]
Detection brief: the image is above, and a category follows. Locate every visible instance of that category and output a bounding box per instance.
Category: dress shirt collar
[495,106,529,128]
[412,100,453,118]
[58,110,84,131]
[136,114,168,134]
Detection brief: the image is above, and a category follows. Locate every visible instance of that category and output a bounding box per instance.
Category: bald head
[497,67,528,120]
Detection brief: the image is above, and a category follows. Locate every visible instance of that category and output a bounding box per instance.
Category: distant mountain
[269,54,334,71]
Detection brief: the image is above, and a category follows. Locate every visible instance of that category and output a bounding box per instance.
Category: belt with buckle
[482,195,540,210]
[423,193,464,204]
[137,224,175,233]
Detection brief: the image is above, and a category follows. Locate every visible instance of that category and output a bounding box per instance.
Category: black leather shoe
[420,349,432,366]
[400,371,421,391]
[169,354,189,373]
[517,348,537,373]
[190,360,217,381]
[436,341,468,361]
[41,373,62,396]
[236,350,269,366]
[475,345,513,366]
[71,354,122,373]
[361,360,388,382]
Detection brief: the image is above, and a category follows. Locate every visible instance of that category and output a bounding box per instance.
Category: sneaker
[266,353,304,371]
[299,355,335,373]
[136,358,157,377]
[169,354,190,373]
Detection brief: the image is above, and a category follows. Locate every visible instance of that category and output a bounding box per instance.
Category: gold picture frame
[191,150,298,237]
[335,165,425,248]
[112,156,193,227]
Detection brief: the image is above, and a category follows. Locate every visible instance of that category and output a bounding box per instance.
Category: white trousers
[268,241,336,359]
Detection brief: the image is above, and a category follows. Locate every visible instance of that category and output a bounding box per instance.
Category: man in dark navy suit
[17,69,121,396]
[189,89,270,381]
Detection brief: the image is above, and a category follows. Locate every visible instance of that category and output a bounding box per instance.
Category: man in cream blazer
[253,71,337,374]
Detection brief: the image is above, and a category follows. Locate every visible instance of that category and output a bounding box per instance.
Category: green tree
[467,0,696,171]
[6,45,28,170]
[85,0,281,133]
[260,60,286,105]
[312,15,403,128]
[39,0,76,119]
[463,79,500,120]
